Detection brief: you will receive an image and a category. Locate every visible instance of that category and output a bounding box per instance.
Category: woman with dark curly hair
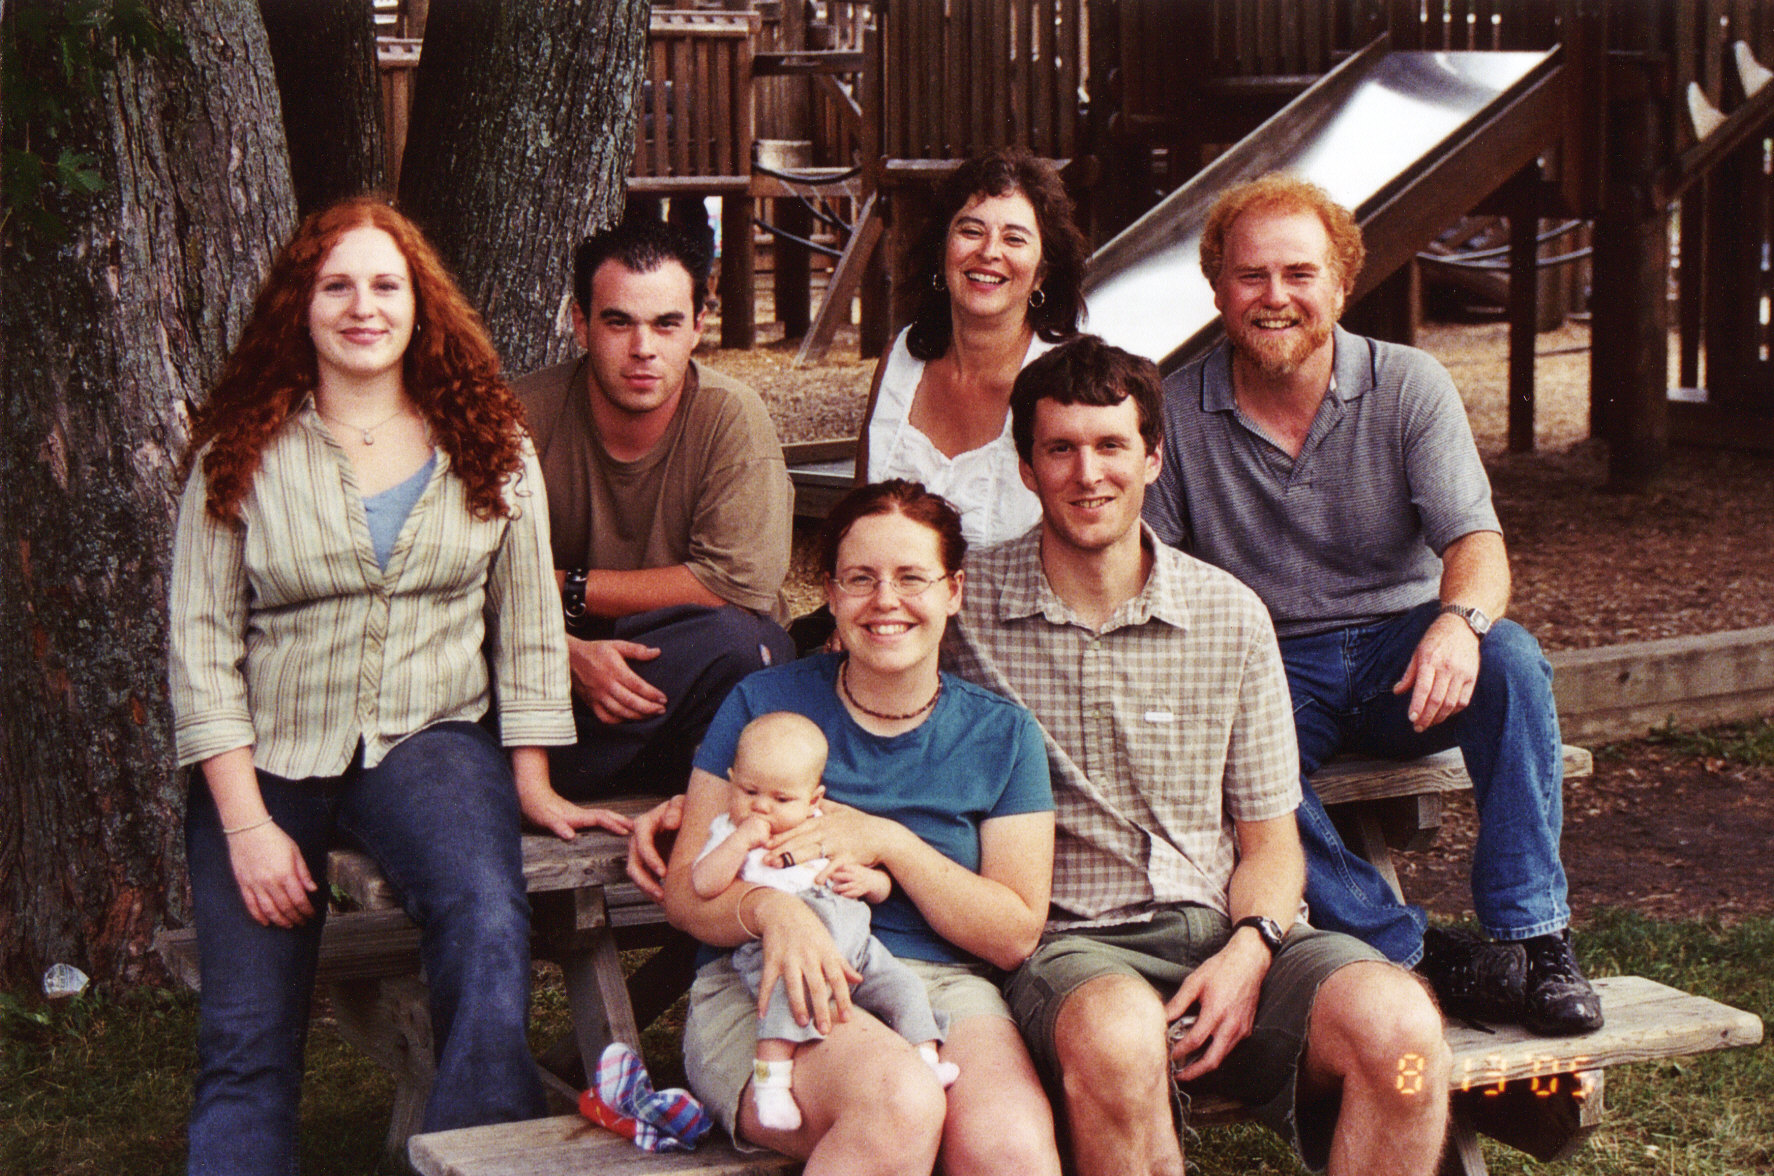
[858,148,1088,548]
[169,196,628,1175]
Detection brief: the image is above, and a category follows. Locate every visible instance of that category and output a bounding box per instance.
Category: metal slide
[1085,39,1564,372]
[789,40,1565,505]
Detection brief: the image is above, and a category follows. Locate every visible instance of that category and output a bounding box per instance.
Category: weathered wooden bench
[1312,744,1595,902]
[403,973,1762,1176]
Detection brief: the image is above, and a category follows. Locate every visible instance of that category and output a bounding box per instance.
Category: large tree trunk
[259,0,385,216]
[0,0,294,988]
[398,0,648,376]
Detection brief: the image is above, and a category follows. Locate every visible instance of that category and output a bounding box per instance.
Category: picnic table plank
[1444,974,1761,1083]
[409,1113,799,1176]
[1311,745,1593,806]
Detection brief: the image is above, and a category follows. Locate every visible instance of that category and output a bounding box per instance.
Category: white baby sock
[752,1058,802,1130]
[918,1043,960,1088]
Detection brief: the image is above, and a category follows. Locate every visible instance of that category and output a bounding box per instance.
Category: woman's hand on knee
[227,823,317,928]
[755,891,862,1034]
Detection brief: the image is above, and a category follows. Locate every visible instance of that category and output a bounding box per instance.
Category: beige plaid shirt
[945,524,1299,928]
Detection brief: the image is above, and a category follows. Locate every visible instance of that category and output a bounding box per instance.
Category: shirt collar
[989,522,1191,633]
[1198,323,1366,412]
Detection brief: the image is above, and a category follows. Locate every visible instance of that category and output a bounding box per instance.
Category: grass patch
[1642,716,1774,767]
[2,914,1765,1175]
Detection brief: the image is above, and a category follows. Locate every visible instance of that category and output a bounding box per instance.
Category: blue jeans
[184,722,545,1176]
[548,604,795,800]
[1280,603,1571,964]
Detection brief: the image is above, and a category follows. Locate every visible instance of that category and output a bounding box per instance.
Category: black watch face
[1239,916,1281,952]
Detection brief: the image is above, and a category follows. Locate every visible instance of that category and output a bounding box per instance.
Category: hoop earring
[932,272,947,292]
[1029,288,1046,309]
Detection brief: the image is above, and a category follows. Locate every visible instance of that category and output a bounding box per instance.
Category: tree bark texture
[0,0,295,987]
[260,0,385,216]
[399,0,648,376]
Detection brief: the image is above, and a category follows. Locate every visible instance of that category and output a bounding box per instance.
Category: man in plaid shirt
[946,335,1449,1176]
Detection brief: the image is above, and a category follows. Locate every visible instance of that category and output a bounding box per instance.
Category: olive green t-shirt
[514,358,792,616]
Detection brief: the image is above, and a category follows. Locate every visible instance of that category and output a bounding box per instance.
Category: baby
[692,711,959,1131]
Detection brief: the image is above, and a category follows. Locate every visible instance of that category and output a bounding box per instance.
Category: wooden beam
[752,49,867,75]
[1549,625,1774,742]
[1508,176,1541,453]
[1654,69,1774,207]
[797,191,882,365]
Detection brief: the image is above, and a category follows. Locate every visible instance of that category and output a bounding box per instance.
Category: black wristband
[1232,915,1285,956]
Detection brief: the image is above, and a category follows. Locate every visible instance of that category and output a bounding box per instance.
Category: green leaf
[53,149,103,196]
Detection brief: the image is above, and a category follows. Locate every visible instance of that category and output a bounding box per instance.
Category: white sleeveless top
[866,328,1054,549]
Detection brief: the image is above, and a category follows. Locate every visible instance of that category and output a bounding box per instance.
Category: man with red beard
[1143,174,1602,1037]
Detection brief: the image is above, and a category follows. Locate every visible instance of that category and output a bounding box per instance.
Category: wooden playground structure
[376,1,1774,490]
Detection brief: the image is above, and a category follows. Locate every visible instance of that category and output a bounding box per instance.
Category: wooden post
[1702,135,1764,410]
[859,3,889,358]
[1677,190,1704,389]
[1508,176,1541,453]
[1344,261,1418,347]
[775,194,814,336]
[720,193,756,349]
[1558,0,1609,217]
[1589,59,1669,491]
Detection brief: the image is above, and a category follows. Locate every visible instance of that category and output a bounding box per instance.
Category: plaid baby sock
[595,1042,714,1152]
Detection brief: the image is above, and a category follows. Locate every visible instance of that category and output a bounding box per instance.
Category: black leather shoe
[1417,926,1526,1024]
[1520,930,1604,1036]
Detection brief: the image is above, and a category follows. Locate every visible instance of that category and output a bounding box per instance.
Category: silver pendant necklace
[318,405,407,445]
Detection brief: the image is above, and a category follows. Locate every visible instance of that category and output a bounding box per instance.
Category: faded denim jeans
[1281,602,1572,965]
[185,721,544,1176]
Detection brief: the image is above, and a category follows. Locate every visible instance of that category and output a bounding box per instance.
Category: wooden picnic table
[320,795,688,1140]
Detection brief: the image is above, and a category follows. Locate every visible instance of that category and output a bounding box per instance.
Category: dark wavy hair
[185,196,528,523]
[1010,335,1163,464]
[573,215,714,314]
[818,480,968,579]
[903,147,1089,361]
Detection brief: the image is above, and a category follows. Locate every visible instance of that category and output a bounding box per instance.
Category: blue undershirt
[362,453,436,570]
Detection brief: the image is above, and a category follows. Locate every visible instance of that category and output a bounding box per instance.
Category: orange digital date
[1394,1053,1598,1098]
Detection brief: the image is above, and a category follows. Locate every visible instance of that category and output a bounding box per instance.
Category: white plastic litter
[42,963,90,999]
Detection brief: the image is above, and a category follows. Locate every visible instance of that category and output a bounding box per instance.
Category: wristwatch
[1440,602,1493,637]
[1232,915,1286,957]
[562,568,590,632]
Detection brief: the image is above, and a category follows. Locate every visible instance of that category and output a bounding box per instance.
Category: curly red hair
[186,196,527,522]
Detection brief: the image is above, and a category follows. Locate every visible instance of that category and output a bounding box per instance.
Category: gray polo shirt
[1143,326,1500,639]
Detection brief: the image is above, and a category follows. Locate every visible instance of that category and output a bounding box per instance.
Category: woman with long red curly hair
[168,196,628,1175]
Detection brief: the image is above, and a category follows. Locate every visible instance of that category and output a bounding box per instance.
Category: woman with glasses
[662,480,1061,1176]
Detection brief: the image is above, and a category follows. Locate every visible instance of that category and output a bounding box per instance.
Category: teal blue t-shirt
[693,653,1052,965]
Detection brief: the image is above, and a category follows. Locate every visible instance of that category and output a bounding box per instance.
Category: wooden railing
[874,0,1085,164]
[630,9,759,194]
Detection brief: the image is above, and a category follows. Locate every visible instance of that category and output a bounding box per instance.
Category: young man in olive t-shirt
[514,217,795,841]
